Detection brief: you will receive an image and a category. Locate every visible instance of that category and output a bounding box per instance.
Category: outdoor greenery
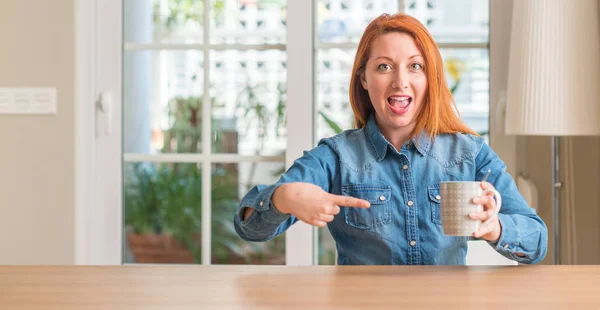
[123,0,290,265]
[124,95,286,264]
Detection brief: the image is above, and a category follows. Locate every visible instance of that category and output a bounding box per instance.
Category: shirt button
[410,240,417,246]
[503,244,509,249]
[259,201,264,207]
[379,195,386,201]
[402,165,409,170]
[407,201,414,206]
[435,195,441,200]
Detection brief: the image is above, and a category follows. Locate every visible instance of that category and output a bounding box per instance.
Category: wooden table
[1,265,599,309]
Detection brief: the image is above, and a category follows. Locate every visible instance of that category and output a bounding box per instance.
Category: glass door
[121,0,290,265]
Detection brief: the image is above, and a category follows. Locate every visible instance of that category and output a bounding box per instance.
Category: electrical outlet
[0,88,57,115]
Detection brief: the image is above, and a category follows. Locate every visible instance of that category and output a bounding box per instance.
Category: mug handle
[481,188,502,226]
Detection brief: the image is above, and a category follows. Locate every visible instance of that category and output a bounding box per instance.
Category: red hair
[349,13,477,138]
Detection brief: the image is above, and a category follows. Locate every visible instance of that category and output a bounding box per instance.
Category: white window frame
[488,0,517,177]
[74,0,515,265]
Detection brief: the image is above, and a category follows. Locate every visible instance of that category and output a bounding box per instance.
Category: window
[122,0,288,265]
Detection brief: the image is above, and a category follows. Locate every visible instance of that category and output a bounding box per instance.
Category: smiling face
[360,32,427,143]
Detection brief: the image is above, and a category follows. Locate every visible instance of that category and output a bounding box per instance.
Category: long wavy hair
[349,13,477,138]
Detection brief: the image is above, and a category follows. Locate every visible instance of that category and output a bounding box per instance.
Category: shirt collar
[365,113,431,160]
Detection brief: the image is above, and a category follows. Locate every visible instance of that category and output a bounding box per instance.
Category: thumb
[328,193,370,208]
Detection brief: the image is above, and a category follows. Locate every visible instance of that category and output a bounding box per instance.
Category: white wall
[0,0,74,264]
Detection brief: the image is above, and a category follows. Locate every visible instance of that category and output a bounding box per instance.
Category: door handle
[97,91,113,135]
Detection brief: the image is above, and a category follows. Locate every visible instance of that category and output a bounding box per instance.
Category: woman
[233,13,548,265]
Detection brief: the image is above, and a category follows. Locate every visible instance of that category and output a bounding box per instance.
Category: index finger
[328,194,370,208]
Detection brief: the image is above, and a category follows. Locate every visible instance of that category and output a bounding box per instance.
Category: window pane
[124,50,205,154]
[316,48,356,141]
[210,49,287,155]
[211,162,286,264]
[318,227,336,265]
[441,48,490,140]
[316,0,398,43]
[124,162,203,264]
[124,0,204,44]
[211,0,287,44]
[404,0,489,43]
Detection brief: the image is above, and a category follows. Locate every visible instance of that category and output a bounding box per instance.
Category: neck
[385,133,411,151]
[375,117,414,151]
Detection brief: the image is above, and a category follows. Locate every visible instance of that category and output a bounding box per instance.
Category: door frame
[74,0,123,265]
[74,0,96,265]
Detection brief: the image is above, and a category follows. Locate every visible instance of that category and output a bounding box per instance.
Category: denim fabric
[234,113,548,265]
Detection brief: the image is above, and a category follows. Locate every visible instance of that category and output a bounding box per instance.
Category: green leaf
[319,110,343,134]
[450,80,461,94]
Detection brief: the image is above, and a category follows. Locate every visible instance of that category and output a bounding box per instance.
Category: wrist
[272,184,291,214]
[486,219,502,244]
[242,207,254,220]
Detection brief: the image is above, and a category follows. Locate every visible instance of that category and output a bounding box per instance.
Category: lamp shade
[506,0,600,136]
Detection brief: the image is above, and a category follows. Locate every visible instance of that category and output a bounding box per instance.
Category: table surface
[2,265,600,309]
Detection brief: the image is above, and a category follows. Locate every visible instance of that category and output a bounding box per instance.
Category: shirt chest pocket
[428,185,443,225]
[342,185,392,229]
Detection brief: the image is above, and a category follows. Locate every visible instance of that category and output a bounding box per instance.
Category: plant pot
[127,233,285,265]
[127,233,195,263]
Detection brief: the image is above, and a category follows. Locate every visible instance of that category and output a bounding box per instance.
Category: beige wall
[518,137,600,265]
[568,0,600,265]
[0,1,74,264]
[571,137,600,264]
[517,137,553,265]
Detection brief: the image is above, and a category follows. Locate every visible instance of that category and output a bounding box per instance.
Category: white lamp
[506,0,600,264]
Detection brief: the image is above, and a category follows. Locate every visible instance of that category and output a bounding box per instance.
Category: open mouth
[387,95,412,115]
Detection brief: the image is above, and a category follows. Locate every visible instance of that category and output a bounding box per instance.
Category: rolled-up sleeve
[234,142,339,242]
[491,213,548,264]
[475,142,548,264]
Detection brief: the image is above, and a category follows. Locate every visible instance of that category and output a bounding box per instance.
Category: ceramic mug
[439,181,502,236]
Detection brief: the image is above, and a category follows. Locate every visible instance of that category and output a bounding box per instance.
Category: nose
[392,68,409,89]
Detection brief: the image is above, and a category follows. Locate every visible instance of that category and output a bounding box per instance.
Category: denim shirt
[234,114,548,265]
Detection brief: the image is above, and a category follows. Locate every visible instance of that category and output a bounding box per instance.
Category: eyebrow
[372,55,423,61]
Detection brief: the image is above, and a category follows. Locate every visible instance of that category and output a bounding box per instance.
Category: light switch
[0,88,57,115]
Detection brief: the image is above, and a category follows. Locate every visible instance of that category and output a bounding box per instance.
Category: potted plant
[124,95,285,264]
[124,96,238,263]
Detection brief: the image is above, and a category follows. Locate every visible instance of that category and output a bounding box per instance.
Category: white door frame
[74,0,96,265]
[284,0,315,266]
[74,0,123,265]
[489,0,517,177]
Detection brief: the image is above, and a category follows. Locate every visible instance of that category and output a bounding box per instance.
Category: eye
[410,63,423,71]
[377,63,392,72]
